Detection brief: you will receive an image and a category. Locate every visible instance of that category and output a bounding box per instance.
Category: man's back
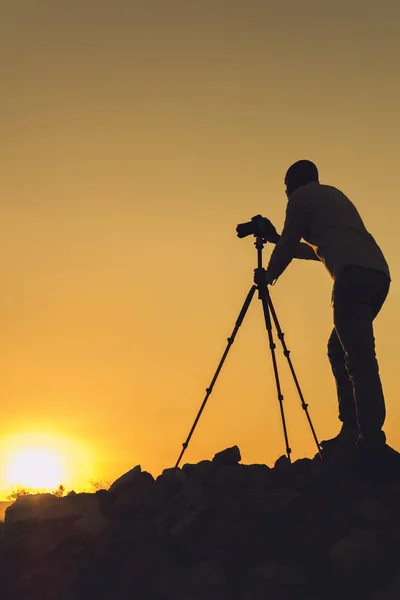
[292,182,390,281]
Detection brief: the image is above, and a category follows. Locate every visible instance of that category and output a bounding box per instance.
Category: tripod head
[253,237,268,282]
[254,236,267,249]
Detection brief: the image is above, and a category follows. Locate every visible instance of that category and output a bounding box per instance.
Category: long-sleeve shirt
[266,182,390,283]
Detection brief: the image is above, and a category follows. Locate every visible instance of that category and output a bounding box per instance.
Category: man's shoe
[320,424,359,451]
[357,429,386,447]
[318,425,359,465]
[355,432,400,482]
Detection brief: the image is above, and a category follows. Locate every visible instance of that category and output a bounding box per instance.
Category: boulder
[274,454,291,472]
[183,459,214,482]
[156,560,225,596]
[212,445,241,466]
[253,559,309,586]
[5,492,106,535]
[329,529,395,574]
[108,465,154,496]
[156,466,187,486]
[374,573,400,600]
[1,493,107,574]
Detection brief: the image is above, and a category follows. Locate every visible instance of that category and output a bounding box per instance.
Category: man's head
[284,160,319,197]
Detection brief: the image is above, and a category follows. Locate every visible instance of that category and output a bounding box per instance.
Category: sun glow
[1,432,94,495]
[6,448,65,489]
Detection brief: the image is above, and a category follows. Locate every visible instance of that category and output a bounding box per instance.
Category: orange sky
[1,0,400,497]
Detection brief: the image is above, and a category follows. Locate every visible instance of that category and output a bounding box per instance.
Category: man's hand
[252,216,280,244]
[254,267,272,287]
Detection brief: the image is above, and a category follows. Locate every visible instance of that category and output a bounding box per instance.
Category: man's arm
[266,195,314,283]
[271,234,319,261]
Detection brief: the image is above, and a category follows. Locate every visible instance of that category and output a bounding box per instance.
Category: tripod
[174,236,322,470]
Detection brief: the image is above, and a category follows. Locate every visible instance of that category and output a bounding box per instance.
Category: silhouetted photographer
[240,160,398,473]
[175,160,398,478]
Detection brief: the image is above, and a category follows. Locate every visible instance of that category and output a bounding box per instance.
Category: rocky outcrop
[1,445,400,600]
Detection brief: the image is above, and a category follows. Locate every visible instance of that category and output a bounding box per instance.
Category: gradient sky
[1,0,400,497]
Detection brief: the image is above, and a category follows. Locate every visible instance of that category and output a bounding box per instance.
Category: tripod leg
[258,284,292,462]
[174,285,257,471]
[266,291,322,458]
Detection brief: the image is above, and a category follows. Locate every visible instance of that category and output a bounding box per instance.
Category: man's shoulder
[290,182,347,203]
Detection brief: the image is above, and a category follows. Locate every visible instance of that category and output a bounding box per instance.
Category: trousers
[327,265,390,436]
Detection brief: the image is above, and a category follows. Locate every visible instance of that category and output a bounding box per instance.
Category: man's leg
[333,267,389,447]
[327,328,358,430]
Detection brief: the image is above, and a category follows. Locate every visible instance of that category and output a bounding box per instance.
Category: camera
[236,215,278,242]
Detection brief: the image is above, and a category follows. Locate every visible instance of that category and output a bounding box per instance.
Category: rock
[240,579,295,600]
[248,463,271,475]
[354,496,397,529]
[156,560,225,595]
[169,508,204,537]
[5,492,107,536]
[310,457,325,478]
[6,493,59,522]
[183,460,213,482]
[108,465,154,496]
[291,457,314,476]
[282,458,317,491]
[210,465,247,488]
[186,560,225,588]
[274,454,291,472]
[176,479,205,510]
[208,464,272,490]
[156,466,187,486]
[373,572,400,600]
[253,559,309,586]
[0,492,107,585]
[212,445,241,466]
[329,529,395,574]
[110,482,169,521]
[243,464,272,488]
[386,573,400,599]
[265,488,303,511]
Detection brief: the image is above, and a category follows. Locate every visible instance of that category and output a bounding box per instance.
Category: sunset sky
[1,0,400,498]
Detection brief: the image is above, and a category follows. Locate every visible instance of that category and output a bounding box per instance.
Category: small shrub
[6,484,67,501]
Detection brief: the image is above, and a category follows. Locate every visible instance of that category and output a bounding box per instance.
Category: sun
[5,448,66,490]
[1,432,94,495]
